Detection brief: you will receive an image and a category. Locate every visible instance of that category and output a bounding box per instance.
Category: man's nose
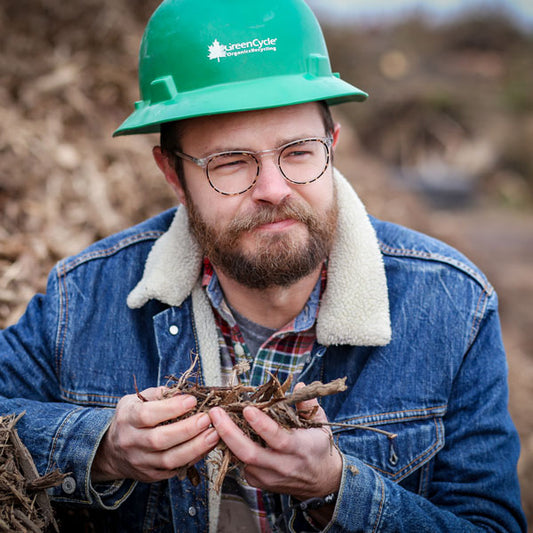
[250,156,292,204]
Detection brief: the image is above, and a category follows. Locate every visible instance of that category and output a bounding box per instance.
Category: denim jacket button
[169,325,179,336]
[62,476,76,494]
[188,506,197,517]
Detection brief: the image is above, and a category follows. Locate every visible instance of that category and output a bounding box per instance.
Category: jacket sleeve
[0,266,136,509]
[325,292,526,532]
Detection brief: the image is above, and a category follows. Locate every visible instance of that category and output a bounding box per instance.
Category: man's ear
[153,146,187,205]
[331,123,341,149]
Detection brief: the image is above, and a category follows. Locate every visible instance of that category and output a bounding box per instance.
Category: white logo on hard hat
[208,37,277,61]
[208,40,227,62]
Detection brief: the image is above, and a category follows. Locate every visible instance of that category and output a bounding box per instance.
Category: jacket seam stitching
[59,390,123,405]
[55,262,69,376]
[53,267,64,376]
[365,417,444,481]
[378,240,492,294]
[339,405,447,426]
[59,230,164,274]
[372,475,385,533]
[47,407,83,473]
[467,290,489,349]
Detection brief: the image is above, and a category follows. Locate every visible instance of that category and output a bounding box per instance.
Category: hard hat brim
[113,73,367,137]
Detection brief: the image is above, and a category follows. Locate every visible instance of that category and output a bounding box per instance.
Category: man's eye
[211,155,250,173]
[217,160,245,168]
[282,148,316,163]
[282,141,321,161]
[286,149,312,157]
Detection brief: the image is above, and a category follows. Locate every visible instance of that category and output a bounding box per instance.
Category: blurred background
[0,0,531,524]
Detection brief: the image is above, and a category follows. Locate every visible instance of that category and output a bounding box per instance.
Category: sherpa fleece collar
[127,170,391,347]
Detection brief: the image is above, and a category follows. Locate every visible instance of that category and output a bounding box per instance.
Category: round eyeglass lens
[279,139,329,183]
[207,152,258,194]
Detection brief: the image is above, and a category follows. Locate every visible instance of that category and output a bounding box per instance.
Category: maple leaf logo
[208,39,227,62]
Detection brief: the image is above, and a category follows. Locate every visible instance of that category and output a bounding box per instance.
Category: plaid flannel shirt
[202,258,326,532]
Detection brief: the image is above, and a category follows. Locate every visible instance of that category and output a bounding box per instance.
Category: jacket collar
[127,170,391,346]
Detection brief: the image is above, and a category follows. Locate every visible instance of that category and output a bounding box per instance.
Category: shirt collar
[202,257,326,333]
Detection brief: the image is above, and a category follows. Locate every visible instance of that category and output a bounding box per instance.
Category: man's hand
[208,386,342,501]
[91,387,220,483]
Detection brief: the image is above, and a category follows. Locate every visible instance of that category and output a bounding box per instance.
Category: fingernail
[205,428,219,446]
[196,413,210,430]
[244,406,258,423]
[209,407,222,423]
[182,395,197,410]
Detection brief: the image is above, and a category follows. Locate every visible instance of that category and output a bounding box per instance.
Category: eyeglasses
[172,136,333,196]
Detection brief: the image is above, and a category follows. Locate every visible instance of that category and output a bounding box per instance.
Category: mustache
[226,199,316,235]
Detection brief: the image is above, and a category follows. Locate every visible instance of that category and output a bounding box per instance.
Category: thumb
[294,382,328,423]
[137,386,167,402]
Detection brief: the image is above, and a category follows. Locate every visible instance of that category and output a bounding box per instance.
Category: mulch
[0,414,66,532]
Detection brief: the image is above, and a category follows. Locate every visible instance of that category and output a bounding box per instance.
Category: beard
[184,193,338,290]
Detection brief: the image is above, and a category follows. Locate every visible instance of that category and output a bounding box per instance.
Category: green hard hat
[113,0,368,137]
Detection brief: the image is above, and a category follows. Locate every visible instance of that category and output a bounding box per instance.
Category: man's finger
[136,386,166,401]
[242,406,291,451]
[129,394,198,428]
[209,407,267,464]
[143,426,220,472]
[292,383,329,424]
[139,412,212,452]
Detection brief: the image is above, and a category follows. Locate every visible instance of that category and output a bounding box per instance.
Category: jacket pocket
[333,406,446,494]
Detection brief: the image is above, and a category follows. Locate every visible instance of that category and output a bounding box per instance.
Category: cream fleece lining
[126,169,391,531]
[128,169,391,346]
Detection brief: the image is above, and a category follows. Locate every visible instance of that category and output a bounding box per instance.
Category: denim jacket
[0,172,525,532]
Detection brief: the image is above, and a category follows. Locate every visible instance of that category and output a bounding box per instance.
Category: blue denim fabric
[0,208,526,532]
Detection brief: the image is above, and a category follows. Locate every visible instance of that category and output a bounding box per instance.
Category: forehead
[179,103,325,153]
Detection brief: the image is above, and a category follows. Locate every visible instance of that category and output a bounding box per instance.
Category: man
[0,0,526,531]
